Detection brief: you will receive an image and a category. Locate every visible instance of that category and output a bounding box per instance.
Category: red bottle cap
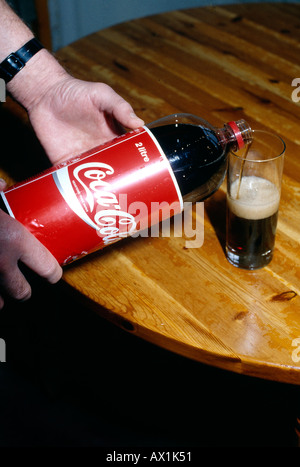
[227,121,245,150]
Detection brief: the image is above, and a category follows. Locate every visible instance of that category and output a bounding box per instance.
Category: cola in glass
[226,176,280,269]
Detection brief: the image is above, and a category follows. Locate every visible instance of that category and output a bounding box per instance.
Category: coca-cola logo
[72,162,136,244]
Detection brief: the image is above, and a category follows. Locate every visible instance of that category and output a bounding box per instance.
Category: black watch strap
[0,38,44,84]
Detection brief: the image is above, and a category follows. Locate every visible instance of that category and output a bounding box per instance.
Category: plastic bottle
[0,113,252,264]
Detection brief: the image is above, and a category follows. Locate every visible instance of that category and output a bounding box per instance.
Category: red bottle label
[1,127,183,265]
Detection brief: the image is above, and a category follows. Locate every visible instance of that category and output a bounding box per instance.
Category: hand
[27,76,144,165]
[0,179,62,310]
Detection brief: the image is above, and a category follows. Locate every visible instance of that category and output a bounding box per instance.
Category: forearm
[0,0,67,110]
[0,0,33,59]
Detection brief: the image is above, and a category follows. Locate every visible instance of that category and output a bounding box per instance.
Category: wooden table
[3,3,300,386]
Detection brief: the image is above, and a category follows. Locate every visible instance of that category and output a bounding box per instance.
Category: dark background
[0,272,299,447]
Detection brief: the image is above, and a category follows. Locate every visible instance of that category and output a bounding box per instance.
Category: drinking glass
[226,130,285,270]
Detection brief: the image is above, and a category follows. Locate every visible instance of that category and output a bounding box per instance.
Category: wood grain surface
[2,3,300,384]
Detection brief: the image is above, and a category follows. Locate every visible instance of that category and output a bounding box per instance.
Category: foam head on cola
[0,113,252,265]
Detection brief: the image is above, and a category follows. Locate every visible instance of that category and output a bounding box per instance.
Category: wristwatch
[0,38,44,84]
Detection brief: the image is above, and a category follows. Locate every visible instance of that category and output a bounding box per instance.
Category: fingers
[19,228,63,285]
[0,262,32,303]
[92,83,144,129]
[0,178,7,191]
[0,213,62,309]
[113,100,144,130]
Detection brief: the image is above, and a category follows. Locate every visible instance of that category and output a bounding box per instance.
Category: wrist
[0,0,67,109]
[7,48,68,111]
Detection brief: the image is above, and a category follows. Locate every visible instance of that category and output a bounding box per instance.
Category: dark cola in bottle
[0,113,252,265]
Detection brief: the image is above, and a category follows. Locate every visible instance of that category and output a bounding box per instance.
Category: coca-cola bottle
[0,113,252,265]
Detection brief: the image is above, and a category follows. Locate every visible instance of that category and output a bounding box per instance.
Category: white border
[0,191,15,218]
